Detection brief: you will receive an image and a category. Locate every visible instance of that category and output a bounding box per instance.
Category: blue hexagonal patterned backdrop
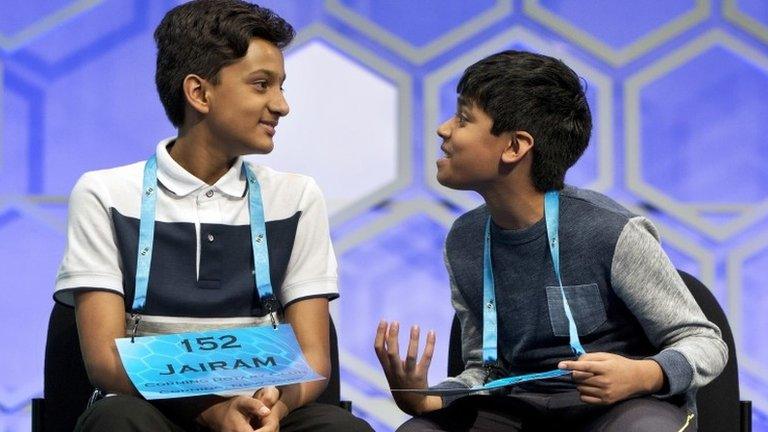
[1,1,767,431]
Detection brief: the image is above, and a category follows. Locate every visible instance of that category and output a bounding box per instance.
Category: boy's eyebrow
[246,69,287,83]
[457,95,475,114]
[456,96,475,117]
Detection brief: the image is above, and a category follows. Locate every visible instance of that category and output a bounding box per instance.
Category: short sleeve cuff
[54,273,124,306]
[279,277,338,307]
[650,349,693,397]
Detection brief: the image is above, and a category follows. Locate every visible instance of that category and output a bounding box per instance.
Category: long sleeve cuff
[432,379,470,407]
[650,349,693,397]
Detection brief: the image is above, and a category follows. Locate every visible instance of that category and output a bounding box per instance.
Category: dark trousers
[397,393,693,432]
[74,395,373,432]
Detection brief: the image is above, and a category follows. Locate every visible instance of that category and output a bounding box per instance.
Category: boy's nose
[436,119,451,139]
[270,92,290,116]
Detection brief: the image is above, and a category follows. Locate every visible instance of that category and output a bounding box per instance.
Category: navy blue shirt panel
[112,209,301,317]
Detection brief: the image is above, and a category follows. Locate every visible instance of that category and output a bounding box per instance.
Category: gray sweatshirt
[436,186,727,415]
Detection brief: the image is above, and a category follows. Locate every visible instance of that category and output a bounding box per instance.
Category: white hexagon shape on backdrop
[12,0,145,70]
[332,198,457,430]
[724,0,768,46]
[625,29,768,241]
[524,0,710,66]
[325,0,512,64]
[1,72,43,197]
[0,60,4,188]
[40,24,175,196]
[255,25,411,226]
[727,230,768,413]
[0,199,65,411]
[0,0,105,52]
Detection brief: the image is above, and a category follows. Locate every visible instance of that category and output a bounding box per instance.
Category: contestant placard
[115,324,324,399]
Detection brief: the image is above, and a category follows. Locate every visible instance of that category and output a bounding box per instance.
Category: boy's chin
[436,173,471,191]
[244,140,274,155]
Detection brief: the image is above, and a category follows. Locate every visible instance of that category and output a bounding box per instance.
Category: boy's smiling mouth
[259,119,278,136]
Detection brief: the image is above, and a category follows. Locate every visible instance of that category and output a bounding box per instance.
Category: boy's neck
[480,181,545,230]
[170,127,238,186]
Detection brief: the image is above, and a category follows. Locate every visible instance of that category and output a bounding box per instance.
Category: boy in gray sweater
[374,51,727,431]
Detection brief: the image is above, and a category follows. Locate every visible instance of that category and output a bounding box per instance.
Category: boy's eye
[456,113,467,125]
[253,81,268,91]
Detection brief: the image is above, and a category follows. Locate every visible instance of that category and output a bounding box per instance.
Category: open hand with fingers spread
[373,320,443,415]
[558,352,665,405]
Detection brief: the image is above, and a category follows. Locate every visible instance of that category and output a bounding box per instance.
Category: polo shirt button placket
[205,190,214,198]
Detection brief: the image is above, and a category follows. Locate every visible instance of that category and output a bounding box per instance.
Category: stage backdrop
[1,1,767,430]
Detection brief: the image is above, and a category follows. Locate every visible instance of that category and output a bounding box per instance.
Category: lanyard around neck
[131,155,277,320]
[482,190,586,365]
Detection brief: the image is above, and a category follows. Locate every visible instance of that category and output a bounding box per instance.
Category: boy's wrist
[272,400,290,420]
[394,394,442,416]
[274,384,301,418]
[418,395,443,414]
[638,359,665,394]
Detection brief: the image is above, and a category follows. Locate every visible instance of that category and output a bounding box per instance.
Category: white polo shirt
[54,138,339,335]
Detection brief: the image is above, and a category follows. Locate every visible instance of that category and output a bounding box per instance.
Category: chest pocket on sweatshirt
[546,283,606,337]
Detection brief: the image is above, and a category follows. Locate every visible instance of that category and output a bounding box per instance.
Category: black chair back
[447,314,463,378]
[447,270,748,432]
[36,303,343,432]
[41,304,92,432]
[677,270,741,431]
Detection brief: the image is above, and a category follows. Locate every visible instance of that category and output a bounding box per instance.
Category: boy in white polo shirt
[54,1,372,431]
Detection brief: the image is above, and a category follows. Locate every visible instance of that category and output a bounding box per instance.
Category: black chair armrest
[740,400,752,432]
[339,400,353,412]
[32,398,44,432]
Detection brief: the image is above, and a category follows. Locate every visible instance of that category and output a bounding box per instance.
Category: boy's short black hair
[155,0,295,128]
[457,50,592,192]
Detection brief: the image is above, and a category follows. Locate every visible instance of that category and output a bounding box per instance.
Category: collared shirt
[55,138,339,334]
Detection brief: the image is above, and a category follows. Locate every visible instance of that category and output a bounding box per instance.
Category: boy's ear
[182,74,210,116]
[501,131,534,164]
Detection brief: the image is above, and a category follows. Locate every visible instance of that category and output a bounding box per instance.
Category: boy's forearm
[274,379,327,418]
[87,362,139,396]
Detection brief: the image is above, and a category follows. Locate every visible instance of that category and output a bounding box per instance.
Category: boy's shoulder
[74,160,146,196]
[559,186,642,236]
[245,162,321,201]
[246,162,314,187]
[446,205,488,246]
[244,163,328,222]
[452,204,488,229]
[559,187,664,256]
[560,185,636,220]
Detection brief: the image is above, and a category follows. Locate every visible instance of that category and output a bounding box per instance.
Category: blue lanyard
[130,155,278,330]
[482,190,586,369]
